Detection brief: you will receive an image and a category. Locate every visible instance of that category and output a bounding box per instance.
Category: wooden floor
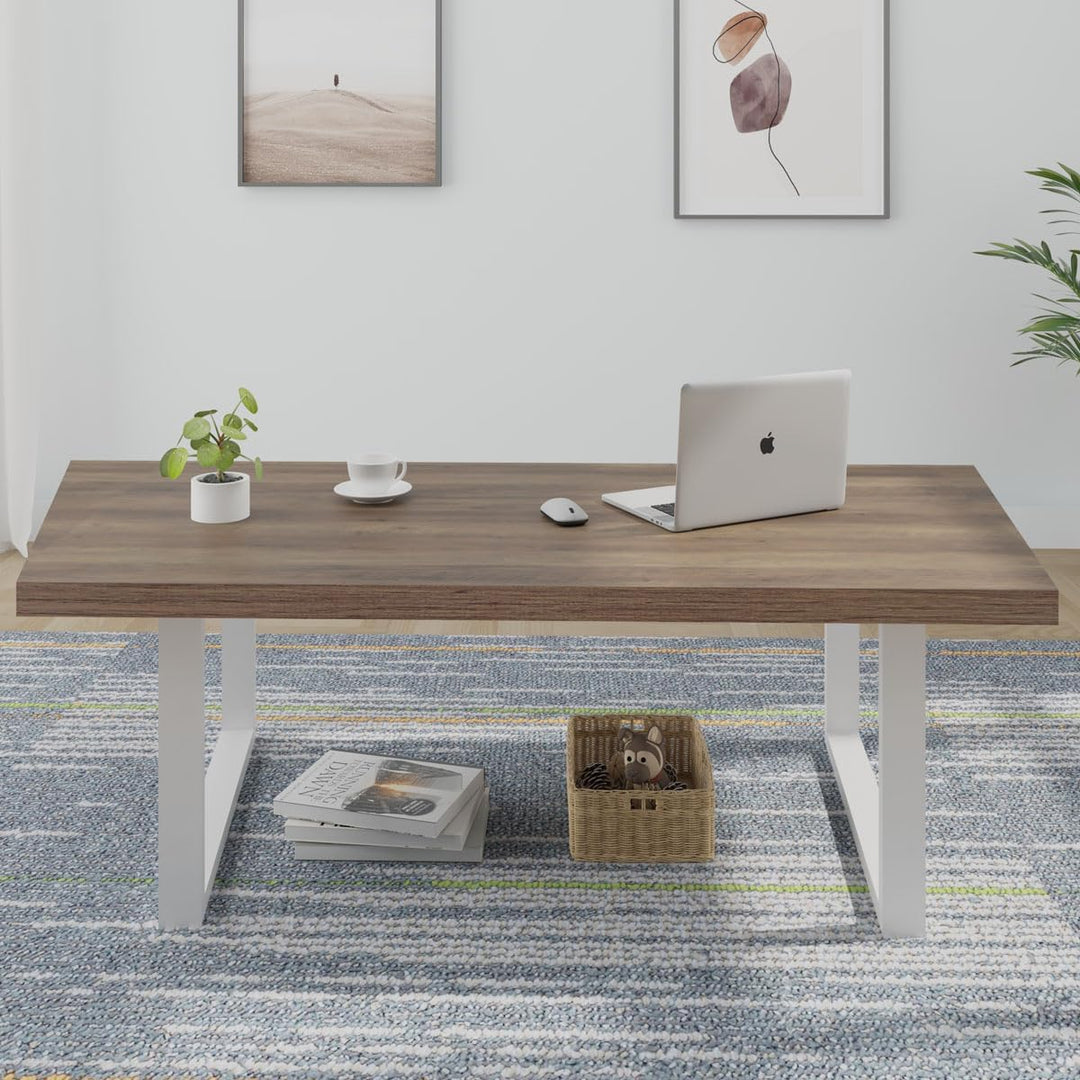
[1,548,1075,640]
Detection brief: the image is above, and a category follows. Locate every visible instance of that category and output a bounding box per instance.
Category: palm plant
[978,164,1080,369]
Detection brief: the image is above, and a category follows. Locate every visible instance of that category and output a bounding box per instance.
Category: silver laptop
[602,370,851,532]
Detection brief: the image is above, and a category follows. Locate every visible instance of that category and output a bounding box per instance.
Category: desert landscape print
[240,0,439,186]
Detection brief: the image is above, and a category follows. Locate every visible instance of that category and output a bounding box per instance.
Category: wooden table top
[16,462,1058,625]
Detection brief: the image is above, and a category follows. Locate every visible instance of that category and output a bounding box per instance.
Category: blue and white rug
[0,632,1078,1078]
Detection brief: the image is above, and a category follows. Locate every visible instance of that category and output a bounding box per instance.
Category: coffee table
[17,462,1057,935]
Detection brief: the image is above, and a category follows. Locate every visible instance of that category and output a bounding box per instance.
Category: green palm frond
[1029,165,1080,237]
[1028,164,1080,203]
[978,164,1080,374]
[1010,329,1080,367]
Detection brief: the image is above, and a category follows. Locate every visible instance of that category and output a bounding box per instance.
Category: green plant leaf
[160,446,188,479]
[223,413,241,429]
[1033,293,1080,306]
[254,456,263,481]
[978,168,1080,377]
[222,426,246,440]
[975,242,1046,264]
[218,448,238,472]
[225,439,242,456]
[189,436,211,449]
[194,409,218,418]
[1027,164,1080,203]
[243,419,258,432]
[196,442,221,469]
[238,387,258,414]
[1020,315,1080,334]
[183,416,212,442]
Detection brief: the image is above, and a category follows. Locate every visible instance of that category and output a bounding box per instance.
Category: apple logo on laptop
[759,432,775,455]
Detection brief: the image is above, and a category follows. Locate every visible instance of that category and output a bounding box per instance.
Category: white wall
[30,0,1080,544]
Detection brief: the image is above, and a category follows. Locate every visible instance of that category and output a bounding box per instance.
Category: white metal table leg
[825,623,927,938]
[825,624,861,740]
[876,623,927,937]
[158,618,207,930]
[221,618,256,732]
[204,620,257,897]
[157,618,256,930]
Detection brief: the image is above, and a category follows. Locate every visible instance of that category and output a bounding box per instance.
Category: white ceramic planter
[190,472,250,524]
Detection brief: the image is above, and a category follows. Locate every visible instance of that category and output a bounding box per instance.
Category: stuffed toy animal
[609,724,666,787]
[577,723,687,791]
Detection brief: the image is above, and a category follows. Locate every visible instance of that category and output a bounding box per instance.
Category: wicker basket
[566,713,715,863]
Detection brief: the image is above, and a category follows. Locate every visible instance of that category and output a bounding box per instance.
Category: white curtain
[0,0,41,556]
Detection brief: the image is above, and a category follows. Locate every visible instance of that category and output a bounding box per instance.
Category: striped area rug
[0,631,1078,1078]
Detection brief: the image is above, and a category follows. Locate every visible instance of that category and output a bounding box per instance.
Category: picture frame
[238,0,442,187]
[674,0,888,218]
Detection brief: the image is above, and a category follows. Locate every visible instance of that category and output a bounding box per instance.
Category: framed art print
[675,0,887,217]
[239,0,441,186]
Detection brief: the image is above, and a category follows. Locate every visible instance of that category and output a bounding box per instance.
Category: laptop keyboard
[651,503,675,516]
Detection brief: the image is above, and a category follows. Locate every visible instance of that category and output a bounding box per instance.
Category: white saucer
[334,479,412,504]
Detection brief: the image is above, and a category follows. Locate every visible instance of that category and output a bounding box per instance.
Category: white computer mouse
[540,497,589,526]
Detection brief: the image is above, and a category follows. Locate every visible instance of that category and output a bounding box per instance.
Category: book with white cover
[292,791,489,862]
[285,784,484,851]
[273,750,484,838]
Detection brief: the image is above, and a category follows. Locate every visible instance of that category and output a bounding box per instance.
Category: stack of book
[272,749,488,862]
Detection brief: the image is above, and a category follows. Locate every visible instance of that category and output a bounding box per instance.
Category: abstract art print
[675,0,886,217]
[239,0,440,186]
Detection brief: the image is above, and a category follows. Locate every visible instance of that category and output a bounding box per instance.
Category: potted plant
[159,387,264,524]
[978,164,1080,370]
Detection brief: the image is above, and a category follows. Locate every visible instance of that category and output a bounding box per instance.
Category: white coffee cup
[347,452,407,496]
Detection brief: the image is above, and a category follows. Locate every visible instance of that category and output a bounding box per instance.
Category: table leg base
[158,618,256,930]
[825,623,927,938]
[156,619,922,935]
